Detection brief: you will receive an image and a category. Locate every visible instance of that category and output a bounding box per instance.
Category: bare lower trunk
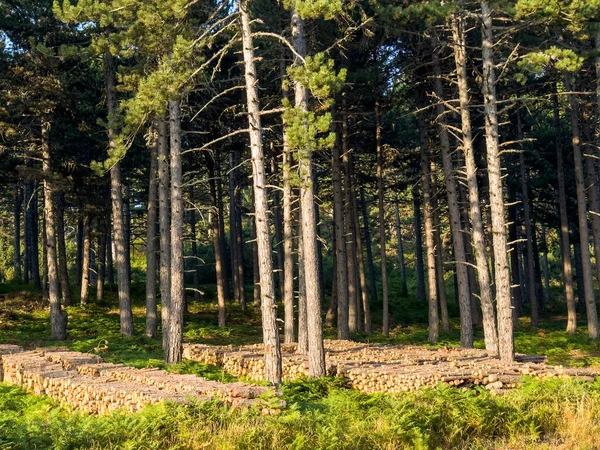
[241,0,282,383]
[516,108,538,326]
[376,101,390,336]
[360,187,378,304]
[13,186,21,281]
[189,185,200,303]
[582,113,600,289]
[106,225,114,285]
[394,201,408,297]
[432,196,450,332]
[565,76,598,339]
[342,108,359,334]
[418,93,439,343]
[157,114,171,343]
[282,112,295,343]
[31,186,41,289]
[297,210,308,354]
[432,43,472,347]
[104,52,133,336]
[42,120,67,340]
[413,186,427,302]
[355,193,372,333]
[145,129,159,337]
[207,152,227,327]
[56,193,71,306]
[540,225,551,306]
[166,100,184,364]
[96,223,106,301]
[292,10,326,376]
[481,0,513,360]
[553,95,576,332]
[451,12,498,354]
[80,214,91,306]
[332,115,349,339]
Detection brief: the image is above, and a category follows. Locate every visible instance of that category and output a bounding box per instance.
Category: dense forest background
[2,0,600,384]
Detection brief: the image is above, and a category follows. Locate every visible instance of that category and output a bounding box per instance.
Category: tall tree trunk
[376,100,390,336]
[360,187,378,304]
[481,0,513,360]
[13,185,21,281]
[106,225,114,285]
[23,182,32,284]
[104,52,133,336]
[413,186,427,302]
[516,108,539,326]
[281,82,295,343]
[565,76,598,339]
[189,185,200,303]
[241,0,282,384]
[124,183,132,286]
[432,189,450,332]
[56,193,71,306]
[207,153,227,327]
[553,94,576,333]
[418,95,439,343]
[342,106,359,334]
[252,216,261,307]
[96,222,106,301]
[540,225,551,308]
[32,186,41,290]
[215,150,230,300]
[80,214,91,306]
[157,114,171,343]
[325,225,338,328]
[354,193,372,333]
[272,159,285,301]
[166,100,184,364]
[297,209,308,354]
[432,43,472,347]
[508,181,523,326]
[394,201,408,297]
[332,113,349,339]
[42,119,67,340]
[146,128,159,337]
[292,9,326,376]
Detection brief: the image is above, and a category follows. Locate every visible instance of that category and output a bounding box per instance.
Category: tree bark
[31,186,41,290]
[432,43,473,347]
[42,119,67,340]
[413,186,427,302]
[394,201,408,297]
[360,187,378,304]
[418,96,439,343]
[145,127,159,337]
[565,76,598,339]
[157,114,171,343]
[481,0,514,361]
[292,9,326,376]
[104,52,134,336]
[80,214,91,306]
[23,182,32,285]
[189,185,200,303]
[207,152,227,327]
[376,100,390,336]
[432,188,450,332]
[281,88,295,343]
[165,99,184,364]
[96,222,106,301]
[354,192,372,333]
[56,193,71,306]
[297,209,308,354]
[516,108,539,326]
[342,106,359,334]
[552,94,576,332]
[332,114,349,339]
[241,0,282,384]
[13,185,21,281]
[106,224,114,285]
[451,12,499,352]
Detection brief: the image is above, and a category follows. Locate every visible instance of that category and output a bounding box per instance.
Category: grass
[2,281,600,448]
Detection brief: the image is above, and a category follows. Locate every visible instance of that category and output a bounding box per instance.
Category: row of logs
[1,347,282,414]
[182,340,599,394]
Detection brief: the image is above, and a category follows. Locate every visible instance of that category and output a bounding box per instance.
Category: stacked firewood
[182,340,599,394]
[0,344,24,381]
[1,348,282,414]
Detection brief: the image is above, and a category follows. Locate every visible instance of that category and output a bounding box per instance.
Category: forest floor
[2,282,600,449]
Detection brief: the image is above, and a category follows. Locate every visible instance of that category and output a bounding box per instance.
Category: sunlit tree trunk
[145,128,159,337]
[104,52,133,336]
[481,0,513,360]
[42,119,67,340]
[241,0,282,383]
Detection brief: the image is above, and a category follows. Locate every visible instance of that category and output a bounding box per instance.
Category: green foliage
[517,46,584,81]
[283,0,343,20]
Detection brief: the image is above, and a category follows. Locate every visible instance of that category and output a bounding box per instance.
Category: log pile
[1,347,281,414]
[0,344,24,381]
[183,340,599,394]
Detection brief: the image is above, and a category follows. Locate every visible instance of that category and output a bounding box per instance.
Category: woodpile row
[0,347,281,414]
[183,340,599,394]
[0,344,24,381]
